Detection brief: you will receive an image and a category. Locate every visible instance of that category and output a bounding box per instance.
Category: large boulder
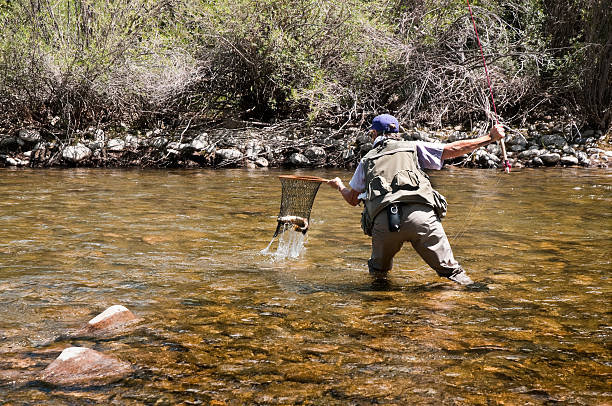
[40,347,132,386]
[505,132,528,147]
[62,143,92,163]
[87,140,105,151]
[5,156,28,166]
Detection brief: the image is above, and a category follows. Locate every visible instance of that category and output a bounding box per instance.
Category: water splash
[261,224,307,260]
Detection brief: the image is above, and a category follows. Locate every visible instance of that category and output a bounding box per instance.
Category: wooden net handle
[278,175,330,183]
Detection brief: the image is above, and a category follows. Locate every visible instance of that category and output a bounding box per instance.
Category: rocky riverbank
[1,120,610,169]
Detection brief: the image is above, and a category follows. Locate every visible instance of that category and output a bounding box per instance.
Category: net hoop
[278,175,329,183]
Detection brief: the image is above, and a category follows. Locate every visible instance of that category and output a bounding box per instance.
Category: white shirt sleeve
[415,142,445,170]
[349,160,367,200]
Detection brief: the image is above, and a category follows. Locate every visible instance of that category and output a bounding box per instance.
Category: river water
[0,167,610,405]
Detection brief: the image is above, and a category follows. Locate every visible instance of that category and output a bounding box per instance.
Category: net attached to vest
[273,175,327,237]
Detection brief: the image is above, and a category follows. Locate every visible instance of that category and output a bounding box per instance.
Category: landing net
[261,175,328,260]
[272,175,327,237]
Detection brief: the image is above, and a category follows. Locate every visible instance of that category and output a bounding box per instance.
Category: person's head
[369,114,400,139]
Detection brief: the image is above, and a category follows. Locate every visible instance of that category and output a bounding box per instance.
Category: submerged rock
[40,347,132,386]
[85,305,137,333]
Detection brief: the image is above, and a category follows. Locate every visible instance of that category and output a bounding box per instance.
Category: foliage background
[0,0,610,136]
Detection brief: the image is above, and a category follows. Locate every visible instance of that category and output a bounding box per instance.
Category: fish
[277,215,309,234]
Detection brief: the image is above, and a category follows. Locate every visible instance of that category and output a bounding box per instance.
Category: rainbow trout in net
[272,175,329,237]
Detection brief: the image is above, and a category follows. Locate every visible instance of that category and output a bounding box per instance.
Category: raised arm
[327,177,360,206]
[441,124,505,160]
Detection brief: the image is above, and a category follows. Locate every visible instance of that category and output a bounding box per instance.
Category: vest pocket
[391,169,420,192]
[367,176,392,200]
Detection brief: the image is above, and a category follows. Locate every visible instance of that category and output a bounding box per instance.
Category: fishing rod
[466,0,511,173]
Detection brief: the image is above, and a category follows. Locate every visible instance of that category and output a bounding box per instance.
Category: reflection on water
[0,167,610,405]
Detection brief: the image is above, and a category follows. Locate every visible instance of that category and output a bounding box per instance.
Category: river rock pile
[0,120,609,169]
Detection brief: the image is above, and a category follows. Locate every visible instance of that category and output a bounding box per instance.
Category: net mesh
[273,176,325,236]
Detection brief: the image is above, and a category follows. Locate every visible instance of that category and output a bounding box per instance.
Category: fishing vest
[360,140,447,236]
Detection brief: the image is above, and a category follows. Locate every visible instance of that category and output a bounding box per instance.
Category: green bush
[0,0,608,135]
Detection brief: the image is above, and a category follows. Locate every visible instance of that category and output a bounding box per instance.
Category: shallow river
[1,167,610,405]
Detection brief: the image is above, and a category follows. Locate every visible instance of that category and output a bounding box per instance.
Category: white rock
[6,157,20,166]
[245,139,262,160]
[255,157,269,167]
[125,135,139,149]
[289,152,310,166]
[191,134,208,150]
[560,155,579,166]
[107,138,125,152]
[62,143,92,163]
[216,148,243,161]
